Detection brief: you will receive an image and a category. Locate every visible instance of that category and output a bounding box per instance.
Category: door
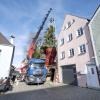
[62,65,77,85]
[87,64,100,88]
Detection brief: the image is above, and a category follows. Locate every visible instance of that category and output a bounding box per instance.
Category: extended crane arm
[27,8,52,59]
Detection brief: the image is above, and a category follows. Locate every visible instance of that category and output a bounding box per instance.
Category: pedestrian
[12,75,16,84]
[15,78,19,86]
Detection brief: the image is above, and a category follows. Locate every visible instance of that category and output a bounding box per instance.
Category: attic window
[68,21,71,28]
[72,19,75,23]
[67,19,75,29]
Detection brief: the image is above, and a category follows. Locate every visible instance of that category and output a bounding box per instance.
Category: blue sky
[0,0,100,67]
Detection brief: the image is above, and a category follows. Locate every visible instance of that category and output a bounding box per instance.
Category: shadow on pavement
[0,85,100,100]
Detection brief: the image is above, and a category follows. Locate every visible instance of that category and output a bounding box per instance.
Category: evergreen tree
[41,25,56,50]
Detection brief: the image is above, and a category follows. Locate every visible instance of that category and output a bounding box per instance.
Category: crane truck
[24,8,55,84]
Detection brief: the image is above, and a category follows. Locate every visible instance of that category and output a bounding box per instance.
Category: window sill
[67,40,72,43]
[68,55,74,58]
[78,52,86,56]
[60,57,65,60]
[76,34,83,38]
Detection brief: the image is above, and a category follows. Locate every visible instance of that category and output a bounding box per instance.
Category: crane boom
[27,8,52,59]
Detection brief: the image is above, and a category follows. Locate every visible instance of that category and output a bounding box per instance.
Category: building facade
[89,6,100,69]
[0,33,15,79]
[57,14,94,87]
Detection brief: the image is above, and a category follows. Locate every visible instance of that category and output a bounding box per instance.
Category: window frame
[67,33,73,42]
[78,44,86,55]
[60,51,65,60]
[68,48,74,57]
[91,68,95,74]
[76,27,83,37]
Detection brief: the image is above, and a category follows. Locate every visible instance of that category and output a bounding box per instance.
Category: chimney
[10,35,15,44]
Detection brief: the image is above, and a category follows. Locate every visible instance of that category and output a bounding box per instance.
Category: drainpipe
[9,35,15,77]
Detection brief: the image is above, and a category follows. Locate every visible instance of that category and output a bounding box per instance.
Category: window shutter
[67,35,69,42]
[60,53,62,59]
[59,40,61,46]
[76,30,78,37]
[66,24,68,29]
[78,46,80,54]
[68,49,70,57]
[71,34,72,40]
[80,27,83,35]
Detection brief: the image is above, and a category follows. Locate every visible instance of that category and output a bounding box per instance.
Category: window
[78,44,86,54]
[67,33,73,42]
[91,68,95,74]
[72,19,75,23]
[66,19,75,29]
[76,27,83,37]
[60,51,65,60]
[60,38,64,46]
[68,48,74,57]
[63,26,66,31]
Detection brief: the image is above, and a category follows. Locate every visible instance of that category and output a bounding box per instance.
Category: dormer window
[63,26,66,31]
[67,19,75,29]
[68,21,71,28]
[72,19,75,23]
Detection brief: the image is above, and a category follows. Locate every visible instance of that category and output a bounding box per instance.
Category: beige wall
[57,15,94,87]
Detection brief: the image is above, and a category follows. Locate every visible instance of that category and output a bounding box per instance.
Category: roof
[29,58,45,64]
[65,13,90,21]
[90,4,100,23]
[0,32,12,46]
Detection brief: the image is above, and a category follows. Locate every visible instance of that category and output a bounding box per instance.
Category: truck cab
[25,58,47,85]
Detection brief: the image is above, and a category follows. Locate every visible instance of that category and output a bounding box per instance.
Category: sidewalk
[6,81,65,94]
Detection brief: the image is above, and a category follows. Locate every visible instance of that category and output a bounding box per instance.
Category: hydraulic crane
[20,8,57,83]
[27,8,52,59]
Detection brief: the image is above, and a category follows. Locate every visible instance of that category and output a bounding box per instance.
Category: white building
[88,5,100,88]
[89,5,100,68]
[0,33,15,79]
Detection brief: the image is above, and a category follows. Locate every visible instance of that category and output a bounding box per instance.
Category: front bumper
[25,76,44,84]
